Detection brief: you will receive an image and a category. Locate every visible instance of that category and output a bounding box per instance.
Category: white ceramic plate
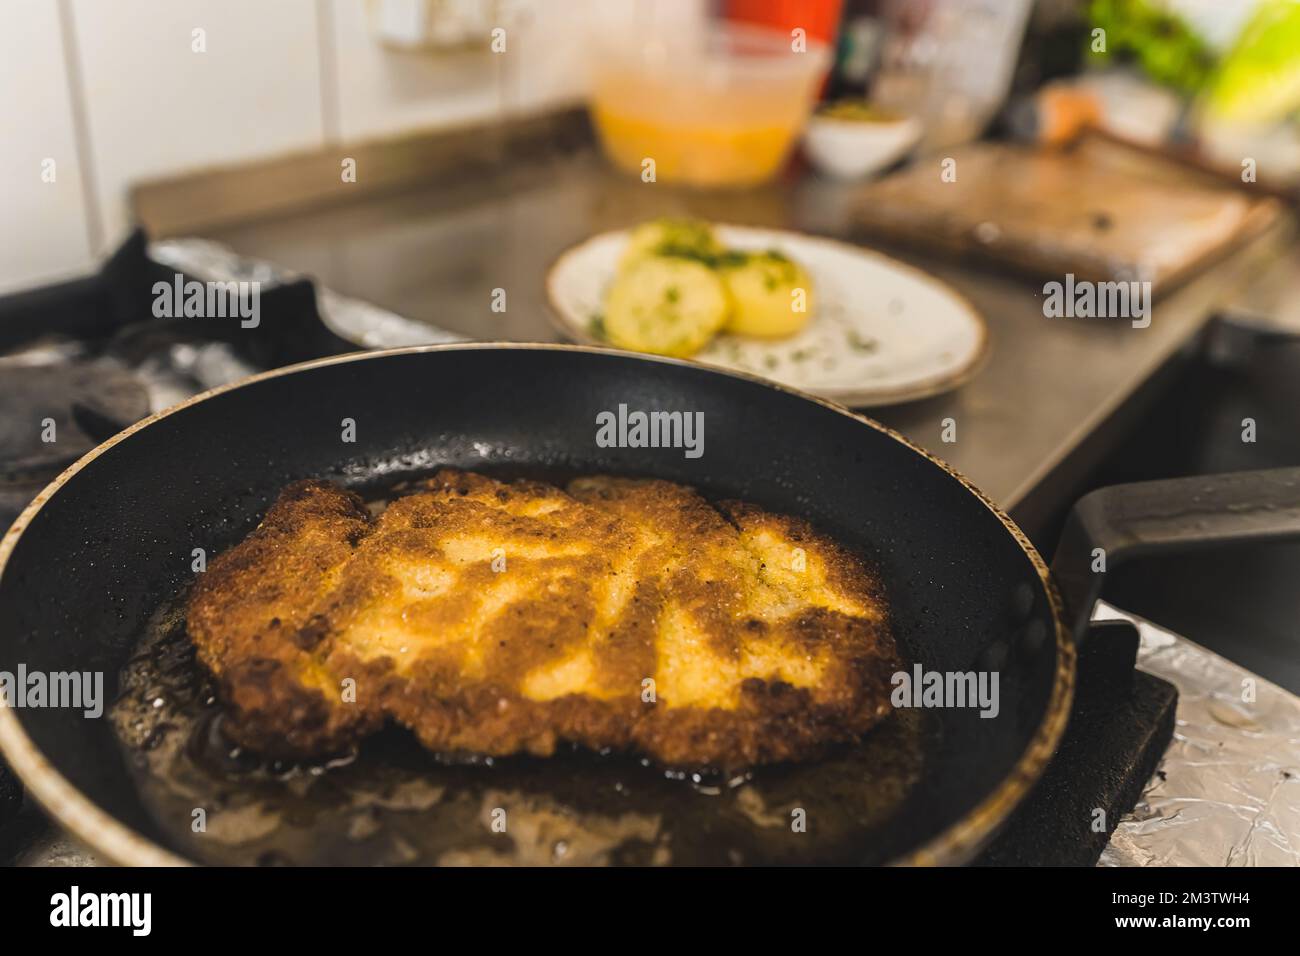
[546,225,988,407]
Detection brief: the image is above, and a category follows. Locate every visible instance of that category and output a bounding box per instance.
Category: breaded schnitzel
[186,469,899,768]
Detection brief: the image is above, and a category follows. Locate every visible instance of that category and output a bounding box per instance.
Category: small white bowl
[803,112,922,180]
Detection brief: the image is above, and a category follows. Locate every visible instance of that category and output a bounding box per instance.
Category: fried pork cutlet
[186,469,899,769]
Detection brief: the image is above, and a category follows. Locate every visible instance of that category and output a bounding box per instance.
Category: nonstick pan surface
[0,344,1071,865]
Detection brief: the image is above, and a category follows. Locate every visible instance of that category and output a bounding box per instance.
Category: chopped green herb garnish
[847,331,878,352]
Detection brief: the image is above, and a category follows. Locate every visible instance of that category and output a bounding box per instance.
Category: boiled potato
[604,256,729,357]
[720,251,814,338]
[619,218,723,272]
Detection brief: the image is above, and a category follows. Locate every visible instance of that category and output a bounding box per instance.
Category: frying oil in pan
[111,595,926,866]
[110,478,927,866]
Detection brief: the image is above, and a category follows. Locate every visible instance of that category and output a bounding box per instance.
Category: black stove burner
[977,619,1177,866]
[0,360,150,476]
[0,229,353,366]
[0,229,355,534]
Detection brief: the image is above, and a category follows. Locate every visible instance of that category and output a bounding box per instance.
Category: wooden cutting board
[851,138,1281,293]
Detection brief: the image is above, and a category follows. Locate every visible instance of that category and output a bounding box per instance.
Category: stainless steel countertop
[206,150,1287,522]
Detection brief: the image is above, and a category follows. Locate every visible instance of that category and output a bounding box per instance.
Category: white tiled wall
[70,0,327,248]
[0,1,95,293]
[330,0,500,141]
[0,0,614,293]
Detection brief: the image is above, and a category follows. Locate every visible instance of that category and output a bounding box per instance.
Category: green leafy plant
[1087,0,1217,94]
[1204,0,1300,122]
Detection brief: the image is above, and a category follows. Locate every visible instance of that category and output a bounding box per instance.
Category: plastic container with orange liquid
[589,23,830,188]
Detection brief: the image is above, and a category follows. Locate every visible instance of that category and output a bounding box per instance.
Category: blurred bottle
[819,0,888,104]
[871,0,1035,151]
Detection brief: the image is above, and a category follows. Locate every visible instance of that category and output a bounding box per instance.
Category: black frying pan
[1,344,1296,865]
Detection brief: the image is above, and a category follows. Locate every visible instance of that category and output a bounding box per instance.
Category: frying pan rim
[0,341,1073,867]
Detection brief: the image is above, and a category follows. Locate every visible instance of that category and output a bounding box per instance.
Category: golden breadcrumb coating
[186,469,899,768]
